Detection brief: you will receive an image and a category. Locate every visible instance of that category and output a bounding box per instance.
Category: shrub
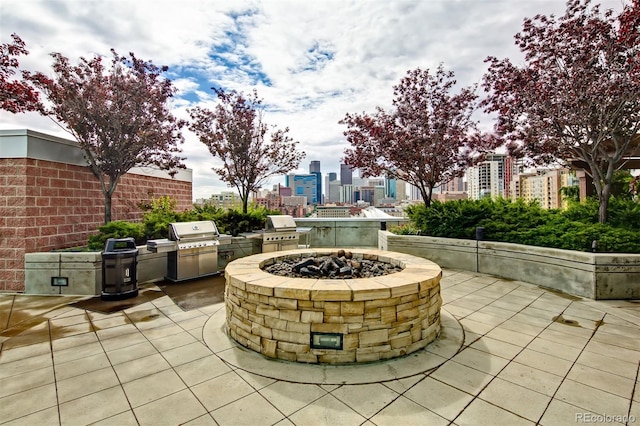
[87,221,145,251]
[403,197,640,253]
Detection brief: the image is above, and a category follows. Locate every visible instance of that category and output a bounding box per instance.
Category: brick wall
[0,157,192,292]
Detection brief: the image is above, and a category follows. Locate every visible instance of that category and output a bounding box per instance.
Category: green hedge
[397,197,640,253]
[87,196,279,250]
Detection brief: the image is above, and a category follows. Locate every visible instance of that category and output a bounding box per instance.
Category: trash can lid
[103,238,138,253]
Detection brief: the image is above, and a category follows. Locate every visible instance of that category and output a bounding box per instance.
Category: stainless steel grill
[147,220,221,281]
[262,215,299,253]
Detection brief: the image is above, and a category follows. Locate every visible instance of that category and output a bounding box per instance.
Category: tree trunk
[241,196,249,214]
[104,191,113,224]
[598,183,611,224]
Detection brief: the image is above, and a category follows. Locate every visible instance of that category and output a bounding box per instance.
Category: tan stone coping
[202,306,463,385]
[224,248,442,301]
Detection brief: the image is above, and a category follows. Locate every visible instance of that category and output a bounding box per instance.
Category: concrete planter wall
[24,237,262,296]
[294,218,409,248]
[379,231,640,300]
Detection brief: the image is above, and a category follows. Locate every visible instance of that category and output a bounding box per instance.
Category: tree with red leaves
[482,0,640,223]
[31,49,186,223]
[0,34,41,113]
[189,88,305,213]
[342,65,497,207]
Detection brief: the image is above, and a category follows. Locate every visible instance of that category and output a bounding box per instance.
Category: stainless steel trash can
[101,238,138,300]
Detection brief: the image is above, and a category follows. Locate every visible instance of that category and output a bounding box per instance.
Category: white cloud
[0,0,626,200]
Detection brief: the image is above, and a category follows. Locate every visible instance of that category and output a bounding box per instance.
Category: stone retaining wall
[224,249,442,364]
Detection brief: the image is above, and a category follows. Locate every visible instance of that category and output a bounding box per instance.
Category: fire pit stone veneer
[224,249,442,364]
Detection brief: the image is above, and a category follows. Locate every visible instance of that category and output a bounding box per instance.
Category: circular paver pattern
[202,306,463,385]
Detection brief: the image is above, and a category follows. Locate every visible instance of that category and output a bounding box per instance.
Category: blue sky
[0,0,626,200]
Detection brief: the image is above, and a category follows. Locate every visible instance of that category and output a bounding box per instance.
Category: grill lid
[265,215,297,232]
[169,221,219,241]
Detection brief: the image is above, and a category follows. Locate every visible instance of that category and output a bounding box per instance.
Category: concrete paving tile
[106,341,157,365]
[0,365,54,398]
[51,331,99,351]
[539,399,604,426]
[478,304,518,319]
[583,340,640,364]
[95,323,139,341]
[430,361,493,396]
[485,326,536,347]
[546,320,595,337]
[555,379,629,418]
[289,394,367,426]
[563,304,606,321]
[470,336,522,360]
[537,328,590,350]
[54,352,111,381]
[273,418,295,426]
[450,347,510,376]
[577,349,639,379]
[529,297,572,311]
[1,406,59,426]
[174,314,208,331]
[526,337,582,362]
[1,327,51,350]
[455,397,534,425]
[463,330,482,347]
[404,377,474,421]
[0,383,58,423]
[133,388,207,426]
[463,294,499,307]
[53,340,104,364]
[0,352,53,379]
[49,322,95,341]
[122,369,187,407]
[479,378,550,422]
[58,385,129,425]
[182,413,218,425]
[211,392,285,426]
[233,369,276,390]
[458,318,495,335]
[113,353,171,383]
[91,314,132,330]
[630,400,640,424]
[566,363,635,399]
[150,329,198,351]
[497,362,563,396]
[174,354,233,387]
[464,311,507,327]
[161,341,212,367]
[381,375,425,394]
[49,313,90,328]
[57,366,120,403]
[512,348,575,377]
[331,383,399,418]
[491,295,534,311]
[510,312,553,327]
[496,318,544,337]
[91,410,138,426]
[444,304,475,319]
[370,395,448,425]
[191,371,255,411]
[593,329,640,351]
[0,341,51,364]
[99,330,148,352]
[447,298,488,312]
[258,381,327,416]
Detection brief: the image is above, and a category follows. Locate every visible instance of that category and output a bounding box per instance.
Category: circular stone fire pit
[224,249,442,364]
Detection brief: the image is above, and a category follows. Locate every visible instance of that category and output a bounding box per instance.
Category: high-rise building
[467,154,507,200]
[340,163,353,185]
[309,160,321,173]
[286,174,317,205]
[309,161,322,205]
